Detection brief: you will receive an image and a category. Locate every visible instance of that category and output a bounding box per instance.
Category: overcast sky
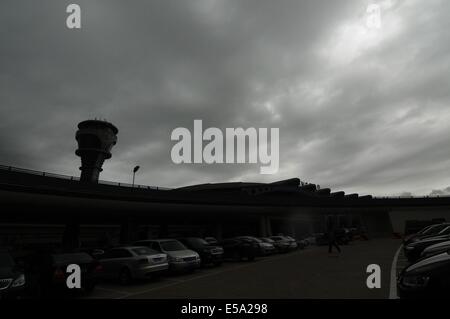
[1,0,450,196]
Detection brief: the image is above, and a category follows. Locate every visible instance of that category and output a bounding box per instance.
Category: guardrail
[0,164,171,191]
[372,195,447,199]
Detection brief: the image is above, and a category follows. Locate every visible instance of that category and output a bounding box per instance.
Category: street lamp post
[132,165,140,187]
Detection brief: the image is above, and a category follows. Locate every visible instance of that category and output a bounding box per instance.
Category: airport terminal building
[1,120,450,249]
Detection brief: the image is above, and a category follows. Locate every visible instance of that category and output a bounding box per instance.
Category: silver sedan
[99,246,168,285]
[134,239,201,272]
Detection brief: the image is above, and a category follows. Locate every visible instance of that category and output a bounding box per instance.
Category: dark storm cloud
[1,0,450,195]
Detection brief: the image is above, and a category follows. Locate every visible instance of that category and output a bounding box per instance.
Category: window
[160,240,186,251]
[132,247,157,256]
[185,238,208,248]
[134,241,151,248]
[110,249,132,258]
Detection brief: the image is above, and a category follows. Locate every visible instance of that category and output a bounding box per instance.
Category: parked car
[421,240,450,259]
[178,237,224,266]
[398,250,450,298]
[414,225,450,242]
[99,246,168,285]
[134,239,200,272]
[297,239,309,249]
[204,237,219,245]
[0,250,26,299]
[25,251,100,297]
[302,235,317,246]
[312,233,329,246]
[236,236,275,256]
[220,237,259,261]
[269,236,291,253]
[80,248,105,259]
[404,223,450,245]
[335,228,352,245]
[404,235,450,262]
[259,237,279,253]
[284,236,300,250]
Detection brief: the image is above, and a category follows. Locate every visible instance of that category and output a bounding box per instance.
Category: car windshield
[160,240,186,251]
[132,247,158,255]
[186,238,209,246]
[239,236,262,242]
[0,252,14,267]
[424,224,448,234]
[418,225,433,234]
[438,226,450,234]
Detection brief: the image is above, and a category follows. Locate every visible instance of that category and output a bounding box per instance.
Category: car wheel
[119,268,132,285]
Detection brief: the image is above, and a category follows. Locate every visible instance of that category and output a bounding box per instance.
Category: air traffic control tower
[75,120,118,183]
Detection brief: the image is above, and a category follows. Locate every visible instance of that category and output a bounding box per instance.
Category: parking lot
[86,238,401,299]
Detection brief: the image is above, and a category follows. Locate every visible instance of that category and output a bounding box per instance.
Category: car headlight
[405,245,415,250]
[402,275,430,288]
[12,274,26,288]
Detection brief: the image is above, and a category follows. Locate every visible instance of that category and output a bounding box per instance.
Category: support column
[290,222,297,238]
[266,217,272,237]
[158,223,169,238]
[120,219,138,244]
[138,225,152,240]
[62,221,80,252]
[259,216,270,237]
[215,223,223,241]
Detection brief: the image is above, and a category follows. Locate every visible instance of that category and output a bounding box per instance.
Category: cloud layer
[1,0,450,196]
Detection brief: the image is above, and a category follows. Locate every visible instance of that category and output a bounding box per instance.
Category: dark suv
[398,249,450,298]
[404,223,450,245]
[0,250,26,299]
[25,251,101,297]
[178,237,224,266]
[220,237,259,261]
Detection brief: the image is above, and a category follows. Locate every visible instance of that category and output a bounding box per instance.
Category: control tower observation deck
[75,120,118,183]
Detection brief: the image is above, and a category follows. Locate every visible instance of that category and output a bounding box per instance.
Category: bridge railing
[371,195,447,199]
[0,164,170,191]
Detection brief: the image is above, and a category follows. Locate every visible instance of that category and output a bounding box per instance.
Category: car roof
[111,246,148,250]
[140,239,179,243]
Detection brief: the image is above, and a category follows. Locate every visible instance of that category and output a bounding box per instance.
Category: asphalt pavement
[87,238,402,299]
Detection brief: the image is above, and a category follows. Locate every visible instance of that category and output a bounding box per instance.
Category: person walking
[327,218,341,254]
